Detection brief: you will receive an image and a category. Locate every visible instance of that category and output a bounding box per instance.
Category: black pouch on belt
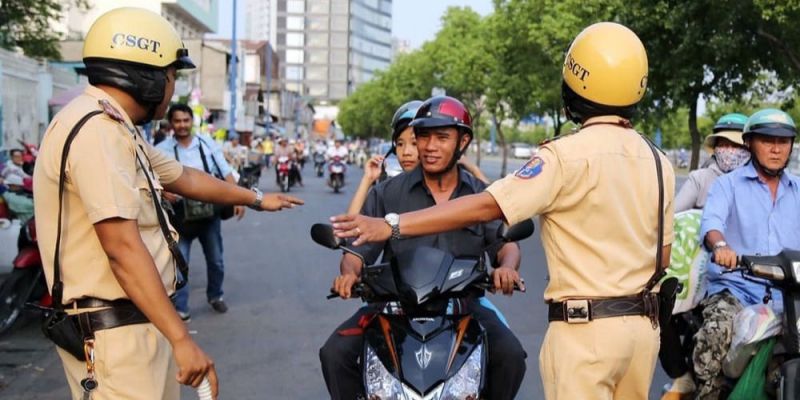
[41,308,86,361]
[657,277,680,327]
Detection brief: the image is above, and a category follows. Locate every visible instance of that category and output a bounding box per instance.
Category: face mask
[714,147,750,172]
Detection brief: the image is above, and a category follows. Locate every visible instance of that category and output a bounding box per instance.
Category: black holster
[657,277,680,327]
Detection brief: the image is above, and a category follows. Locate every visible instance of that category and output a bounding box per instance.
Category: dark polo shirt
[352,165,510,266]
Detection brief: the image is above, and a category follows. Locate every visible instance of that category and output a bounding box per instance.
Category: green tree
[422,7,494,165]
[0,0,89,59]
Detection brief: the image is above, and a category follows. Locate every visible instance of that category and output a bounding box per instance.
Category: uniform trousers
[540,315,659,400]
[57,323,178,400]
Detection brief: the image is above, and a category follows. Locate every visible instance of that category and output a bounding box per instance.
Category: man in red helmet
[319,96,526,400]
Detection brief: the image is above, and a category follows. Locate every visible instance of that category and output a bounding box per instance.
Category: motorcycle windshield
[390,247,480,306]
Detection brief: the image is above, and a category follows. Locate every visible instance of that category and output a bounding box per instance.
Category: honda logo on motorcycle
[415,344,432,369]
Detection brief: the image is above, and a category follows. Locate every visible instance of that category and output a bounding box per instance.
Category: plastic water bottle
[197,377,213,400]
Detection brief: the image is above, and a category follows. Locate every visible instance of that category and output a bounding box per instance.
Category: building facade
[269,0,392,102]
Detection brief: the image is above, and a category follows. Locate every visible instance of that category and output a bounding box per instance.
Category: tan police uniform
[486,115,676,400]
[33,85,184,400]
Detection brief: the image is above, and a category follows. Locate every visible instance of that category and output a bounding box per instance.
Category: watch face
[385,213,399,225]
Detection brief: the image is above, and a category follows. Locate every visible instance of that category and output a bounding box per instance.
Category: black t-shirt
[352,165,508,267]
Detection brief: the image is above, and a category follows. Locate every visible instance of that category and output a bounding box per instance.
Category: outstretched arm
[332,192,503,246]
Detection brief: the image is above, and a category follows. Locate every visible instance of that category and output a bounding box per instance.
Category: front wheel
[0,268,39,334]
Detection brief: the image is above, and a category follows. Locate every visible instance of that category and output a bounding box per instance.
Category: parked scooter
[276,156,294,193]
[328,156,346,193]
[313,152,326,178]
[310,220,533,399]
[0,217,50,334]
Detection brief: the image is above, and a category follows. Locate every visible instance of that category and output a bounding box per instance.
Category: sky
[392,0,493,48]
[212,0,495,46]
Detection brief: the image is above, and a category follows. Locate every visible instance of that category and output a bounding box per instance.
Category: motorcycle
[719,251,800,399]
[239,162,262,190]
[310,220,533,400]
[276,156,294,193]
[328,156,346,193]
[313,152,326,178]
[0,217,50,334]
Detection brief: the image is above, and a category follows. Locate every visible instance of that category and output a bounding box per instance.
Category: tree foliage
[0,0,89,60]
[338,0,800,170]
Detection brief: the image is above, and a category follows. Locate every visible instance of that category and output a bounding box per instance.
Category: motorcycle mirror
[310,223,342,249]
[498,219,535,242]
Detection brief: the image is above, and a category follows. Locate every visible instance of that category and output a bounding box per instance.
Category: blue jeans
[173,217,225,313]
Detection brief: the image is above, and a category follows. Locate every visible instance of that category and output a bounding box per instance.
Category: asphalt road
[0,155,684,399]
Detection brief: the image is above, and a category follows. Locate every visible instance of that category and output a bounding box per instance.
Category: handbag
[173,137,235,222]
[42,111,190,361]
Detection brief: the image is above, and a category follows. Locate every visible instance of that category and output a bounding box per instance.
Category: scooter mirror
[310,223,342,250]
[498,219,535,243]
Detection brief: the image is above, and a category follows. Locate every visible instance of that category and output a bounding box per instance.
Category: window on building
[306,66,329,81]
[308,0,330,13]
[330,66,347,80]
[308,83,328,97]
[286,66,304,81]
[286,33,304,47]
[331,32,347,47]
[287,0,304,13]
[286,16,305,30]
[307,33,329,47]
[330,49,347,64]
[308,16,329,31]
[331,15,348,30]
[308,50,329,64]
[331,0,349,13]
[286,49,305,63]
[329,83,348,99]
[285,82,303,93]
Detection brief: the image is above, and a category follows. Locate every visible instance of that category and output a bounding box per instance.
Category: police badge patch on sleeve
[98,99,125,123]
[514,156,545,179]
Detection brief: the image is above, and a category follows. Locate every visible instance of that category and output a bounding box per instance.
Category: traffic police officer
[34,8,302,399]
[331,22,675,399]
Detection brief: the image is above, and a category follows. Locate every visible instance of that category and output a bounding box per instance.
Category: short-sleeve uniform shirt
[33,86,184,304]
[353,166,506,266]
[486,116,676,302]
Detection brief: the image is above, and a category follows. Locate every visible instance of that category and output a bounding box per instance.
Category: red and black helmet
[409,96,473,137]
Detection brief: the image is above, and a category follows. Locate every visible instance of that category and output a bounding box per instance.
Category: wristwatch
[384,213,401,240]
[713,240,728,251]
[249,188,263,211]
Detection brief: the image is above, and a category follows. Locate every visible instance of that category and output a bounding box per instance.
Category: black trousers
[319,301,526,400]
[658,314,694,378]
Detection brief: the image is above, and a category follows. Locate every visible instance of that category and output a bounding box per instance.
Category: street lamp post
[228,0,238,139]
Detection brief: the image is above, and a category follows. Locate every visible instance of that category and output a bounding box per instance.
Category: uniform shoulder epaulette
[98,99,126,123]
[539,130,577,146]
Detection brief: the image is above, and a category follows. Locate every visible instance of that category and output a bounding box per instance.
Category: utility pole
[228,0,238,139]
[264,41,272,135]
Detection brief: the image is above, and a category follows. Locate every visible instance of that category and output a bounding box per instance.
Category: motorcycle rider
[326,138,349,161]
[320,95,526,400]
[2,149,31,180]
[660,113,749,399]
[32,8,302,399]
[695,108,800,399]
[274,137,302,187]
[1,174,33,223]
[332,23,675,400]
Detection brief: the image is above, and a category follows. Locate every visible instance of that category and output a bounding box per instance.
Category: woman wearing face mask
[673,113,750,212]
[660,113,750,400]
[347,101,488,215]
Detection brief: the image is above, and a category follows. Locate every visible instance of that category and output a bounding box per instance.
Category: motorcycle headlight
[440,344,482,400]
[365,345,405,399]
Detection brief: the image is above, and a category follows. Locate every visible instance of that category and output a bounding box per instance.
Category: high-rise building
[272,0,392,102]
[246,0,278,43]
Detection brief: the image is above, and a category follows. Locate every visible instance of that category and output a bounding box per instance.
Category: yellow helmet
[83,7,194,69]
[562,22,647,107]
